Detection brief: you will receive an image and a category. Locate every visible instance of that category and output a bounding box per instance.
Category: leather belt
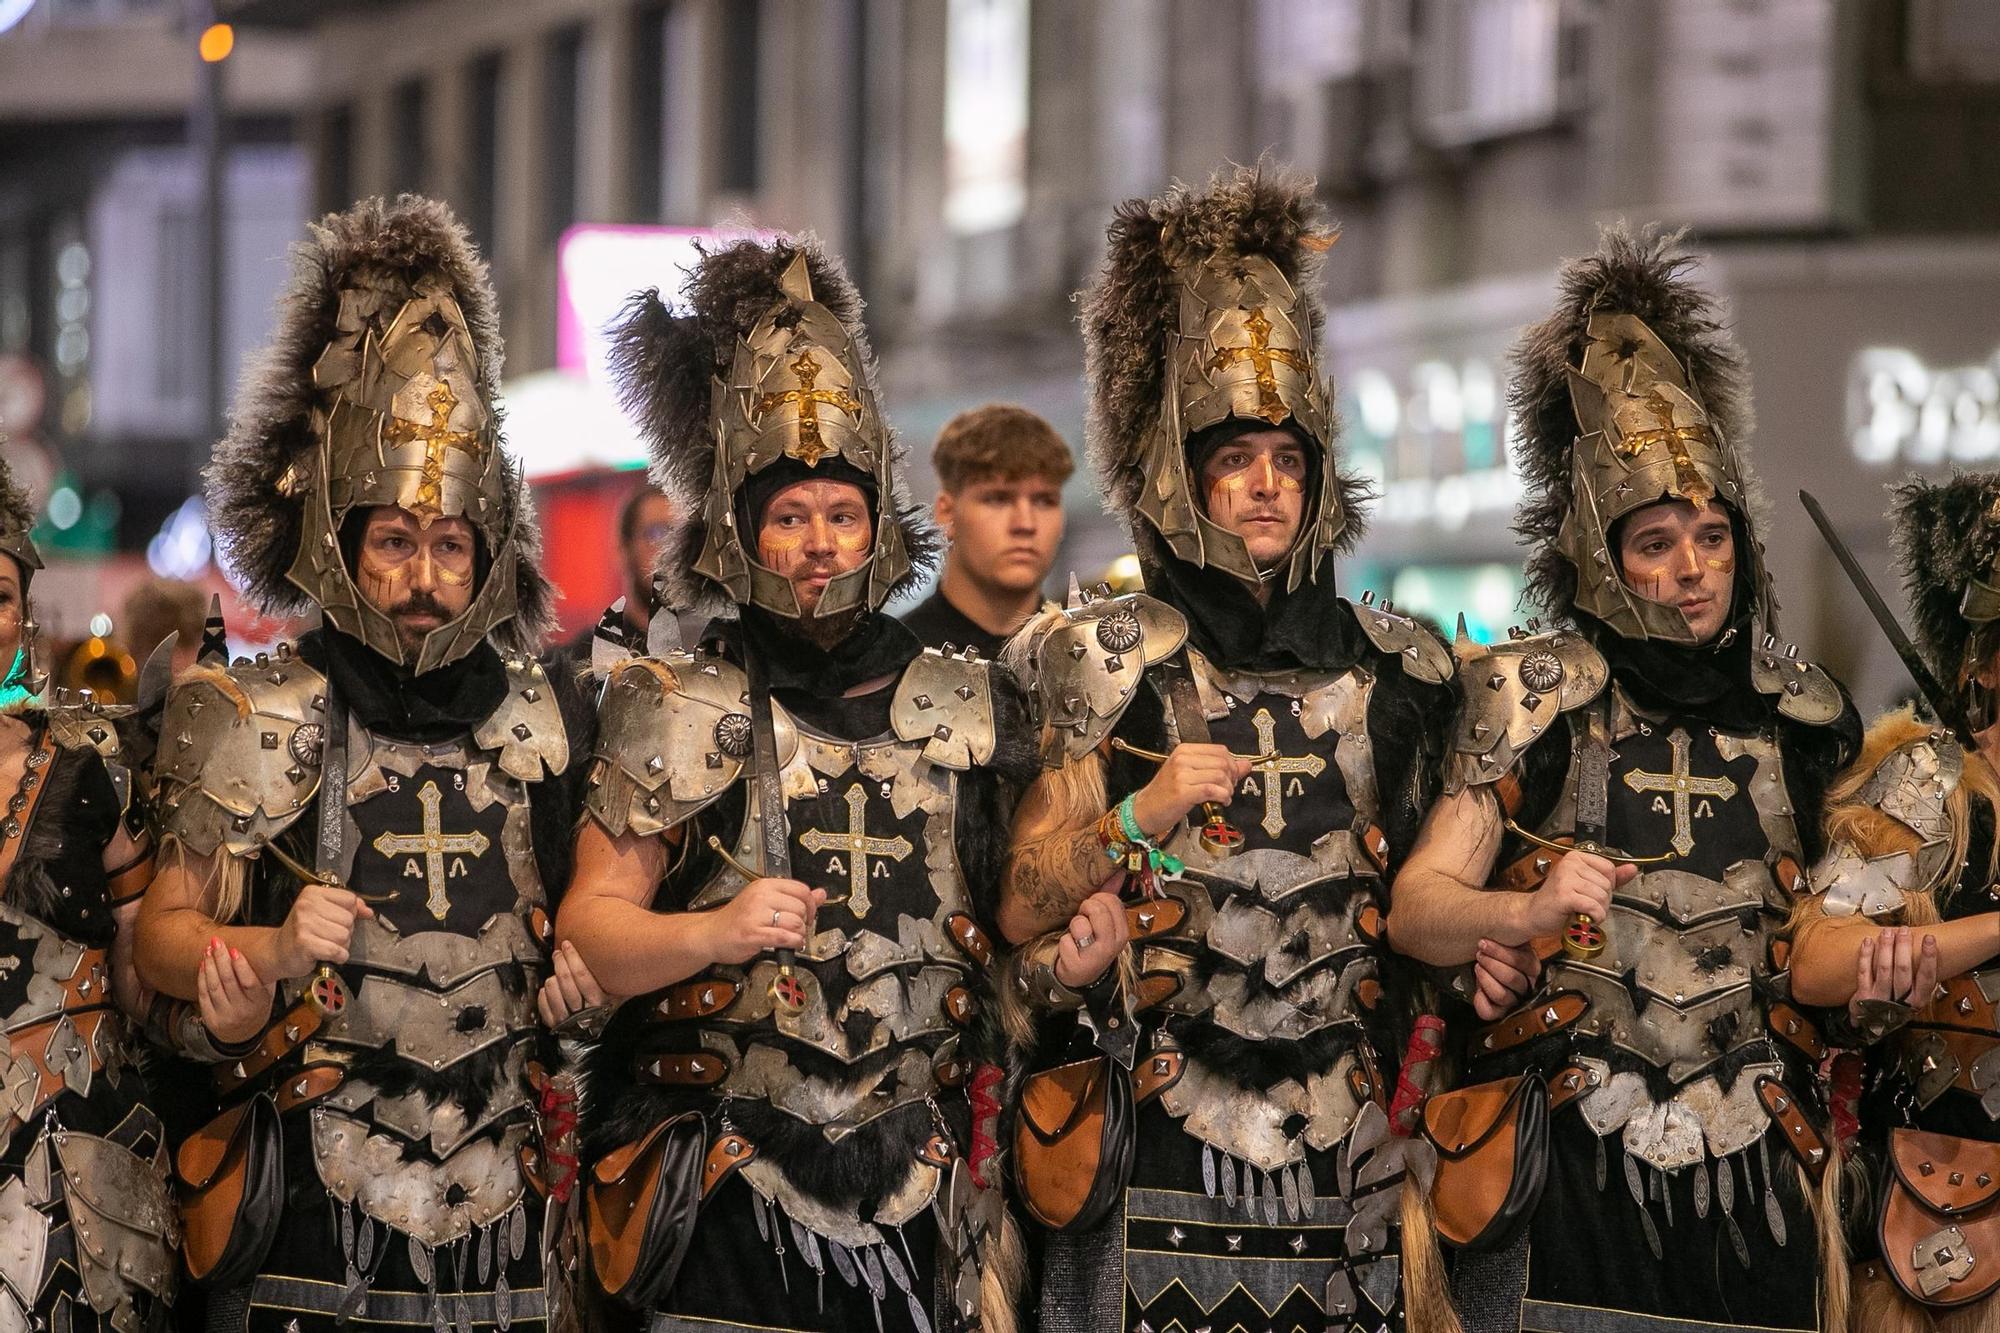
[1134,1048,1184,1104]
[701,1132,756,1200]
[1478,990,1590,1054]
[1126,896,1186,941]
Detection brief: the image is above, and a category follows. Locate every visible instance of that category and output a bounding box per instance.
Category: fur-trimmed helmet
[1892,472,2000,727]
[1079,164,1365,594]
[608,236,933,625]
[1511,223,1772,645]
[0,429,44,694]
[206,194,551,674]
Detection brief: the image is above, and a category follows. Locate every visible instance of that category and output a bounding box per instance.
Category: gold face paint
[1705,555,1736,573]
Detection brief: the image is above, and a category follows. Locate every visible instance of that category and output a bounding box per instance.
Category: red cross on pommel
[1200,815,1246,854]
[770,971,808,1013]
[1563,917,1606,961]
[307,967,350,1017]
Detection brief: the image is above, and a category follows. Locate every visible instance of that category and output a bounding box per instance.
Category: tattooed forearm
[1004,824,1105,934]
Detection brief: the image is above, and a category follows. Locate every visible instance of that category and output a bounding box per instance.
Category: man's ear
[933,488,956,539]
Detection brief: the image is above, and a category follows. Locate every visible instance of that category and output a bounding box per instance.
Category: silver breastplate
[304,723,547,1248]
[672,722,984,1141]
[1143,651,1387,1175]
[1534,685,1803,1170]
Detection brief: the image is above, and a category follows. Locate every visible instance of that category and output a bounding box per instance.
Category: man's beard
[390,591,454,663]
[794,600,860,649]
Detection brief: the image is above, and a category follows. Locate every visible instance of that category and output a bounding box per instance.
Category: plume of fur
[1508,222,1759,618]
[206,194,552,648]
[0,450,33,548]
[1891,472,2000,694]
[1078,161,1369,550]
[607,234,938,617]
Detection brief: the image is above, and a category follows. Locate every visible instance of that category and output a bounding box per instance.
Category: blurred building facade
[6,0,2000,702]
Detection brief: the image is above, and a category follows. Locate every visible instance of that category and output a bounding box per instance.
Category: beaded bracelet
[1094,793,1183,896]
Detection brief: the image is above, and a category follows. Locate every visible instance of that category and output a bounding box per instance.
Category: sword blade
[1799,489,1971,745]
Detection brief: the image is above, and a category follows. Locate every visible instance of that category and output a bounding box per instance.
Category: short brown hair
[121,577,207,660]
[930,404,1074,494]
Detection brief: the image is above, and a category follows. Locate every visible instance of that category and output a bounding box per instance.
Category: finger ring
[771,909,783,927]
[1078,933,1095,949]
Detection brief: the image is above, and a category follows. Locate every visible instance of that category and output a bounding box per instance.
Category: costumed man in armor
[557,235,1034,1333]
[998,166,1507,1333]
[0,444,177,1331]
[1389,224,1861,1332]
[133,195,601,1332]
[1792,472,2000,1331]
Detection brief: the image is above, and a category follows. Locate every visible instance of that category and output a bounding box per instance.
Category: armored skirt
[1026,614,1453,1333]
[0,721,176,1333]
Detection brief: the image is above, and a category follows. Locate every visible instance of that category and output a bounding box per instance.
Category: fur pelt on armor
[3,730,106,924]
[0,449,34,552]
[205,194,552,651]
[606,235,939,619]
[1891,472,2000,697]
[1078,161,1369,547]
[1510,222,1762,619]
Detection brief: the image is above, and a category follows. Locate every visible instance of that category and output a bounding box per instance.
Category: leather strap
[273,1062,345,1114]
[1477,990,1589,1055]
[946,913,993,967]
[215,991,325,1094]
[700,1133,757,1200]
[1769,1001,1827,1061]
[1126,896,1186,940]
[655,979,740,1021]
[106,845,156,907]
[1134,1048,1184,1104]
[1499,839,1571,892]
[943,985,976,1025]
[1358,824,1391,874]
[1547,1062,1598,1112]
[1757,1075,1829,1181]
[639,1053,729,1087]
[1132,970,1182,1012]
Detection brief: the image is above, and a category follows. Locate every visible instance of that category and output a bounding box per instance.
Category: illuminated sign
[0,0,38,37]
[1848,346,2000,464]
[1343,357,1522,530]
[944,0,1029,234]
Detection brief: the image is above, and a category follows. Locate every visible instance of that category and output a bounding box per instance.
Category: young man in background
[902,403,1071,658]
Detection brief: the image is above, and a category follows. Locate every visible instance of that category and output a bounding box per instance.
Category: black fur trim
[1509,222,1760,619]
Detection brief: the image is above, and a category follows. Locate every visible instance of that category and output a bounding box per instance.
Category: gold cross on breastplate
[384,380,490,522]
[1205,307,1310,425]
[1248,707,1327,838]
[370,779,492,920]
[796,783,912,918]
[1619,727,1738,858]
[753,349,863,467]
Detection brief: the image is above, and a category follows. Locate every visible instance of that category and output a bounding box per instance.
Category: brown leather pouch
[1013,1054,1134,1232]
[1420,1073,1549,1252]
[175,1092,284,1287]
[1880,1127,2000,1307]
[586,1112,714,1309]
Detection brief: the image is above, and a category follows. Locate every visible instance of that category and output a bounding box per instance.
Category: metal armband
[1813,840,1917,921]
[1445,625,1609,793]
[150,647,327,858]
[1013,932,1087,1012]
[1019,585,1187,766]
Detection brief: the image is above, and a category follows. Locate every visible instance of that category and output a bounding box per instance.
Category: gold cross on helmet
[386,380,491,523]
[753,349,863,467]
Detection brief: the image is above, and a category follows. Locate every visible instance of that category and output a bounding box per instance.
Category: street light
[198,22,234,62]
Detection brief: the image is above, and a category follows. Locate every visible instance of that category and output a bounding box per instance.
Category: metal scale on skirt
[588,642,1005,1330]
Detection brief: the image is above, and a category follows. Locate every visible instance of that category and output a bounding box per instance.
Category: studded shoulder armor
[46,695,134,817]
[1813,730,1961,921]
[153,647,328,858]
[1020,589,1187,766]
[586,647,799,838]
[1348,598,1453,685]
[1445,626,1608,793]
[891,647,997,770]
[1749,638,1846,726]
[471,653,571,781]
